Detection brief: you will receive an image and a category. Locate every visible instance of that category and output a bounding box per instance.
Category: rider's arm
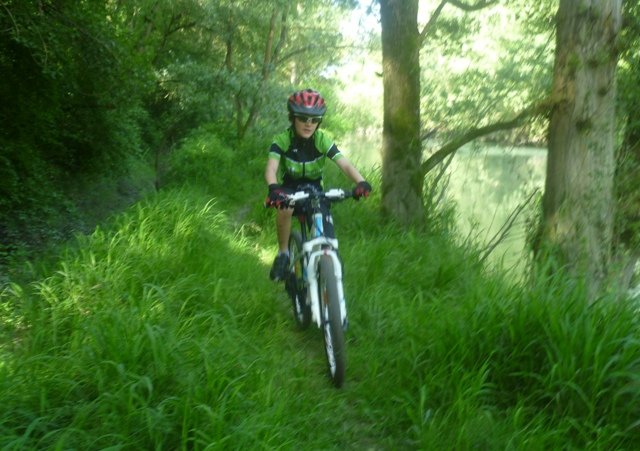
[265,158,280,185]
[335,157,365,184]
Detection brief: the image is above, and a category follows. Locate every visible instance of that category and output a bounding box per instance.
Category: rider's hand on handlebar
[266,184,288,208]
[353,180,372,200]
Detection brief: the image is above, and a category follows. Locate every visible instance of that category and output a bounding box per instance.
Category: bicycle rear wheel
[318,254,345,388]
[287,231,311,330]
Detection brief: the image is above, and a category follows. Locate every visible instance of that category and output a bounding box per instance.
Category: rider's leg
[276,207,294,252]
[270,207,294,281]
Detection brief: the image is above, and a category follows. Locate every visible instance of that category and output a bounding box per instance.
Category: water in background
[447,145,547,272]
[342,134,547,273]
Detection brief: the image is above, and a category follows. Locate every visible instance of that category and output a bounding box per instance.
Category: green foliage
[4,191,640,448]
[3,130,640,449]
[2,0,640,445]
[0,0,157,260]
[1,189,289,449]
[1,0,150,170]
[343,227,640,448]
[164,125,265,211]
[420,2,555,145]
[6,0,374,263]
[134,0,360,141]
[0,0,366,263]
[614,2,640,258]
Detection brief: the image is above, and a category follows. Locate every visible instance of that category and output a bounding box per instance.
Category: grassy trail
[0,186,416,449]
[3,165,640,449]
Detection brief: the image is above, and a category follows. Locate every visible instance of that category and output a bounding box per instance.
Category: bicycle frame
[289,189,348,329]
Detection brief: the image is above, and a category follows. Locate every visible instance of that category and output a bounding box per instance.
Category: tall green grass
[2,130,640,449]
[1,186,352,449]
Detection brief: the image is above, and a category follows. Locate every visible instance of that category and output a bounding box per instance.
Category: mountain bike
[282,185,352,388]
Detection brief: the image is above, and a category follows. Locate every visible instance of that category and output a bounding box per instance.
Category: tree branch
[447,0,499,11]
[261,5,289,79]
[419,0,447,46]
[272,5,289,64]
[1,3,20,36]
[274,44,361,66]
[420,0,499,46]
[262,11,278,78]
[165,20,197,37]
[420,98,554,176]
[241,5,291,139]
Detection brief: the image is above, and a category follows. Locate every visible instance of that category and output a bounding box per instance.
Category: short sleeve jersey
[268,128,343,185]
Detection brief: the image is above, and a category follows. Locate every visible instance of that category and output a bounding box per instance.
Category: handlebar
[286,188,352,205]
[265,186,354,209]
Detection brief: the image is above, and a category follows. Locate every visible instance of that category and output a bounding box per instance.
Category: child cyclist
[264,88,372,281]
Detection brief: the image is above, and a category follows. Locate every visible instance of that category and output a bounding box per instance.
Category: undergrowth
[1,130,639,449]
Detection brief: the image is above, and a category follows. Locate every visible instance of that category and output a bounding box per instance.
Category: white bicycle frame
[288,189,348,328]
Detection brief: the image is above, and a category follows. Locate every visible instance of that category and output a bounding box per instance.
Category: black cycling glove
[266,184,287,208]
[353,181,372,200]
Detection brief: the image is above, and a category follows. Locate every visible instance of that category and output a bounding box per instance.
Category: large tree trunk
[379,0,423,225]
[541,0,622,296]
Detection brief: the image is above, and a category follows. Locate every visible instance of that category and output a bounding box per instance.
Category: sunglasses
[294,115,322,124]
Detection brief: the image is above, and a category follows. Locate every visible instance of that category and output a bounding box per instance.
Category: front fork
[305,247,347,329]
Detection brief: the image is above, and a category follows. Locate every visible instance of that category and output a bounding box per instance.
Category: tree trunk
[238,6,289,140]
[379,0,423,225]
[541,0,622,296]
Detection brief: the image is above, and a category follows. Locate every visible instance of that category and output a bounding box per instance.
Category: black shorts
[281,178,323,194]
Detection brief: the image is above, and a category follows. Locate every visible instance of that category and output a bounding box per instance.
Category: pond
[446,144,546,272]
[342,134,547,273]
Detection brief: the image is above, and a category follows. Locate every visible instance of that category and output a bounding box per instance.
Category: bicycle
[280,184,353,388]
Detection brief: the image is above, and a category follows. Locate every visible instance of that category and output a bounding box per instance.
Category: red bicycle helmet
[287,89,327,116]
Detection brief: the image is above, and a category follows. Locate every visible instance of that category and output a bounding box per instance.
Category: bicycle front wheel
[318,254,345,388]
[287,231,311,330]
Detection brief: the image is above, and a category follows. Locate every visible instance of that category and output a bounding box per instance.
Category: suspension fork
[304,242,347,328]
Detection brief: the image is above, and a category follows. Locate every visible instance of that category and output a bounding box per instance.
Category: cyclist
[265,88,372,281]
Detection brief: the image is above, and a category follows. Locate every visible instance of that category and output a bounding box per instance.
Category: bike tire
[318,255,346,388]
[287,231,311,330]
